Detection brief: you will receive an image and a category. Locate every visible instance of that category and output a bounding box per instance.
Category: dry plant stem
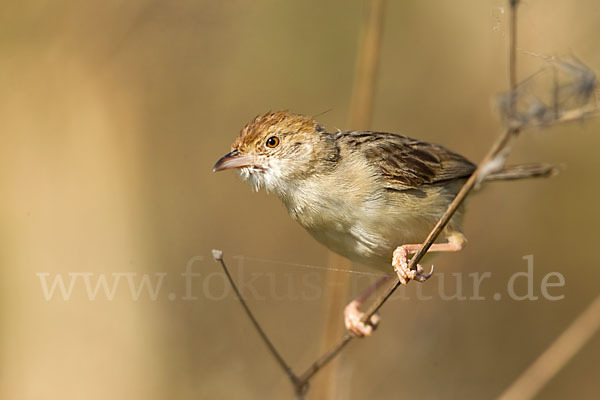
[313,259,350,395]
[316,0,386,397]
[497,294,600,400]
[211,251,305,396]
[348,0,386,129]
[212,249,354,398]
[299,333,354,384]
[509,0,518,91]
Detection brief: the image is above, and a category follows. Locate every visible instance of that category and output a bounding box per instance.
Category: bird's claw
[413,264,434,282]
[344,300,380,337]
[393,246,435,284]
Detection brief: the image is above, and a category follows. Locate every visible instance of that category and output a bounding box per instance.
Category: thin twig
[509,0,518,92]
[497,294,600,400]
[299,333,354,384]
[211,250,306,397]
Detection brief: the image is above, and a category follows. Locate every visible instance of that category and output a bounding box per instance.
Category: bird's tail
[484,163,559,182]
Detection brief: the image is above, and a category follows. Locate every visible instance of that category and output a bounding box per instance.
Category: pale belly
[280,171,465,272]
[304,211,440,271]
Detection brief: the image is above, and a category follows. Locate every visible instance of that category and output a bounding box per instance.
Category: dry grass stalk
[315,0,386,398]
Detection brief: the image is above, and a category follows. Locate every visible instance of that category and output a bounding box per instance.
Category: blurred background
[1,0,599,399]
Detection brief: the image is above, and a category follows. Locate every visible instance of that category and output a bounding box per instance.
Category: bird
[213,110,555,336]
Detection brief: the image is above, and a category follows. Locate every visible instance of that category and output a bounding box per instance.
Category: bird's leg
[393,232,465,284]
[345,233,465,336]
[344,275,392,337]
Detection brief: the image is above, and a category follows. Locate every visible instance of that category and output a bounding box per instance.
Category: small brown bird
[214,111,554,336]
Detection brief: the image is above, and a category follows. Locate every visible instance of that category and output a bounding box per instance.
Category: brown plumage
[232,111,324,153]
[214,111,556,335]
[215,111,554,265]
[336,130,477,189]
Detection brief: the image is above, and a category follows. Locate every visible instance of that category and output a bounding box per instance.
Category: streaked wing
[337,131,476,190]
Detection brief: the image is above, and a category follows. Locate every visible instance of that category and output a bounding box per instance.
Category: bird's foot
[344,299,380,337]
[392,245,434,284]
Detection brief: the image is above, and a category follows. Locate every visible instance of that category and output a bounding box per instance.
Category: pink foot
[392,245,434,284]
[344,299,380,337]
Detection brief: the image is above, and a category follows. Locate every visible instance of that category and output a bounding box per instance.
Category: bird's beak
[212,150,256,172]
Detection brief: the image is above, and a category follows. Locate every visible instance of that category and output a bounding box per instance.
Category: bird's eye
[265,136,280,148]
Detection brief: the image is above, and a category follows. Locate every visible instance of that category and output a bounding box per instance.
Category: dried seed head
[496,55,597,127]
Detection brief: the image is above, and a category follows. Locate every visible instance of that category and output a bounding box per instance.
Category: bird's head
[213,111,339,193]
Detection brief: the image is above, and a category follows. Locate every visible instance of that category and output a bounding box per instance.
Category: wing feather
[337,131,476,190]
